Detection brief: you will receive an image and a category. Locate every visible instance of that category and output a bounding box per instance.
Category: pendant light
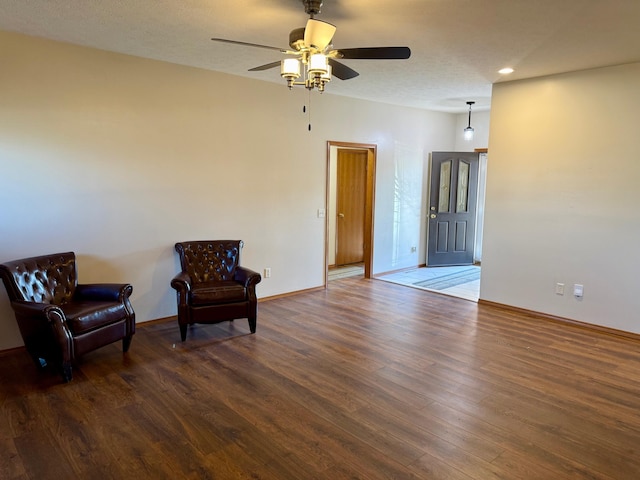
[464,101,475,141]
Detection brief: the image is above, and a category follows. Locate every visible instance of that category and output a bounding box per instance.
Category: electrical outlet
[264,268,271,278]
[573,284,584,297]
[555,283,564,295]
[411,246,417,253]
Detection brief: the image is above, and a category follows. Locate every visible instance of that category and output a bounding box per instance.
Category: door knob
[338,213,345,218]
[430,214,436,219]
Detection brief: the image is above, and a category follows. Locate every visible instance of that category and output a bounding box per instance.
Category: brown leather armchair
[0,252,135,382]
[171,240,261,341]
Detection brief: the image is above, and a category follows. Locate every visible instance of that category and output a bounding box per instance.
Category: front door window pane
[457,161,469,213]
[438,160,451,212]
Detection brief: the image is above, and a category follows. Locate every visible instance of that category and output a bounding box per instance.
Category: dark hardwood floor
[2,277,640,479]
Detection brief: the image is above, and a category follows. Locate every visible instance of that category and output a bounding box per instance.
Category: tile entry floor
[328,264,365,281]
[376,265,481,302]
[329,264,481,302]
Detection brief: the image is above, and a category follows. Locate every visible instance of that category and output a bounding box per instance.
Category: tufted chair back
[175,240,243,284]
[0,252,77,305]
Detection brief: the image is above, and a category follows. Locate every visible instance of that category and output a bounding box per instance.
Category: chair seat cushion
[62,301,127,335]
[190,281,246,306]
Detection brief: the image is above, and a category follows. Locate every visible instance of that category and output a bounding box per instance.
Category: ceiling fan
[211,0,411,93]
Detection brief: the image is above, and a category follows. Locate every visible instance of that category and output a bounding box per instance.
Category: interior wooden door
[336,148,367,266]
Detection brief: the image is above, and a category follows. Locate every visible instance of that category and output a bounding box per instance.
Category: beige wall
[481,62,640,334]
[0,31,458,349]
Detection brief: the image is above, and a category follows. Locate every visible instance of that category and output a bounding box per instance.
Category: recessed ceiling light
[498,67,514,75]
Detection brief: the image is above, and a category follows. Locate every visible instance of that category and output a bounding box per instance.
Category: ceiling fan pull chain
[307,89,312,131]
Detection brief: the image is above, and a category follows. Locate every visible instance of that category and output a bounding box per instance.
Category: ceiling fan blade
[336,47,411,60]
[328,59,359,80]
[248,61,282,72]
[304,19,336,50]
[211,38,288,53]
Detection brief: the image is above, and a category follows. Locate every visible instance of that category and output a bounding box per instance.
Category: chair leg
[179,323,188,341]
[248,317,257,334]
[122,335,133,352]
[60,363,73,383]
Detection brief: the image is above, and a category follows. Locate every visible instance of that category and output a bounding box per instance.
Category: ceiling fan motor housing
[303,0,323,16]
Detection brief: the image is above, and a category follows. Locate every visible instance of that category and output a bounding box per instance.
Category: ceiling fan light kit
[281,46,333,92]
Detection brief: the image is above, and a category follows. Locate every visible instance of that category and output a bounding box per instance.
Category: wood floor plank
[1,276,640,479]
[0,436,26,479]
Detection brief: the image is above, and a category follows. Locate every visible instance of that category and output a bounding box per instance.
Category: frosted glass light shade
[463,126,474,141]
[281,58,301,79]
[308,54,328,75]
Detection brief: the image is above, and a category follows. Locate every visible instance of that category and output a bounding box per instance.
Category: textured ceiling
[2,0,640,112]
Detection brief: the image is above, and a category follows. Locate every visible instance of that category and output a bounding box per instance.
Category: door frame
[325,141,377,285]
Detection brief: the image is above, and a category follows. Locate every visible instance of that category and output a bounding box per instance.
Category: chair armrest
[11,300,61,318]
[75,283,133,303]
[10,300,73,342]
[170,272,193,293]
[235,266,262,287]
[11,301,74,366]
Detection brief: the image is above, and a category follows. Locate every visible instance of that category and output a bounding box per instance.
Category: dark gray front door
[427,152,479,266]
